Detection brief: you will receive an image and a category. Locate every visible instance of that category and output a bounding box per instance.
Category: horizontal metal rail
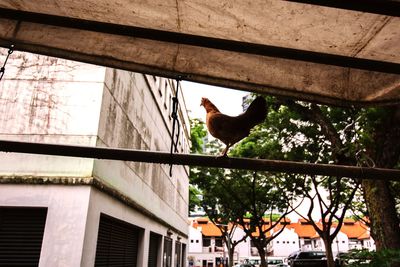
[285,0,400,17]
[0,8,399,75]
[0,140,399,180]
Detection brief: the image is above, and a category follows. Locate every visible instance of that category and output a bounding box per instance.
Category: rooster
[200,96,267,156]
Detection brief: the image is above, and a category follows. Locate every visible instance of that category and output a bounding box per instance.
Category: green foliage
[264,213,285,222]
[190,118,207,154]
[391,181,400,215]
[188,94,400,267]
[343,249,400,267]
[231,96,372,266]
[189,185,202,214]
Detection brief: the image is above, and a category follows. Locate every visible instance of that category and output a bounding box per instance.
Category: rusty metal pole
[0,140,399,180]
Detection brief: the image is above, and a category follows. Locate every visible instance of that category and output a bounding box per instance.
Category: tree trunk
[363,105,400,267]
[227,246,234,267]
[258,246,267,267]
[362,179,400,250]
[364,105,400,252]
[322,238,335,267]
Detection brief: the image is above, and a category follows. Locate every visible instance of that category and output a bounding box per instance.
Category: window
[95,213,142,267]
[215,238,223,247]
[196,240,199,243]
[148,232,161,267]
[181,244,186,267]
[190,240,194,243]
[163,237,172,267]
[175,241,181,267]
[203,238,211,247]
[0,207,47,266]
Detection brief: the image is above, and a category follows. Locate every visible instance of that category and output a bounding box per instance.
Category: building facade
[0,50,190,266]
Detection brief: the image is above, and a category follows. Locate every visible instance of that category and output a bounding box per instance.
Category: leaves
[188,95,400,266]
[190,118,207,154]
[344,249,400,267]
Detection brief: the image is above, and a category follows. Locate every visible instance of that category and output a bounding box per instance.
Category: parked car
[243,257,284,267]
[267,257,285,267]
[287,251,327,267]
[287,251,301,265]
[233,264,255,267]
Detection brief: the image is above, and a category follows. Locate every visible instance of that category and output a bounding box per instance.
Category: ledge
[0,175,188,238]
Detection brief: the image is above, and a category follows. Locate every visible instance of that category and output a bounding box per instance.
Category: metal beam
[0,8,399,75]
[1,140,399,180]
[285,0,400,17]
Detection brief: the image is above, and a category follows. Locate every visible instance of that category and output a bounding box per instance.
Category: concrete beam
[1,140,399,180]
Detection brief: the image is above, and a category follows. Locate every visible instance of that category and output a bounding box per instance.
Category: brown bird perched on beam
[200,96,267,157]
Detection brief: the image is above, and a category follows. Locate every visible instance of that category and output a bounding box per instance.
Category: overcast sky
[181,81,248,120]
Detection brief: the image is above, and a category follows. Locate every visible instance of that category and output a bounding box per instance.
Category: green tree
[194,167,300,267]
[190,121,247,267]
[190,118,207,154]
[189,185,202,214]
[190,132,300,267]
[189,118,208,215]
[294,175,361,267]
[276,101,400,254]
[233,96,399,267]
[189,97,400,267]
[225,170,301,267]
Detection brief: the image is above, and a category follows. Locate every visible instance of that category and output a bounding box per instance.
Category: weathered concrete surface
[0,1,399,105]
[94,69,189,231]
[0,50,190,237]
[0,51,104,176]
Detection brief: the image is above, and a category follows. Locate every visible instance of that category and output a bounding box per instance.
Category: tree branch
[281,99,346,163]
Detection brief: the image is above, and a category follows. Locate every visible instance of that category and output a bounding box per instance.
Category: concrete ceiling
[0,0,399,106]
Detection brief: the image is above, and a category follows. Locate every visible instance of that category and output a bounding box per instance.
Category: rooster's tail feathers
[245,96,267,125]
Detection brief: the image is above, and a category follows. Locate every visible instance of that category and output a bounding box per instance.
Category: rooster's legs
[220,144,231,157]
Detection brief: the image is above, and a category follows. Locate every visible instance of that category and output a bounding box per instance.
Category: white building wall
[188,225,203,253]
[311,230,349,255]
[332,231,349,254]
[0,184,91,267]
[362,237,376,251]
[233,228,252,261]
[299,238,313,251]
[271,228,300,257]
[0,50,190,266]
[82,186,186,266]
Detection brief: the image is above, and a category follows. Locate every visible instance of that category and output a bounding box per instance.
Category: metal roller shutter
[175,241,181,267]
[0,207,47,267]
[95,214,140,267]
[148,232,161,267]
[181,244,186,267]
[163,237,172,267]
